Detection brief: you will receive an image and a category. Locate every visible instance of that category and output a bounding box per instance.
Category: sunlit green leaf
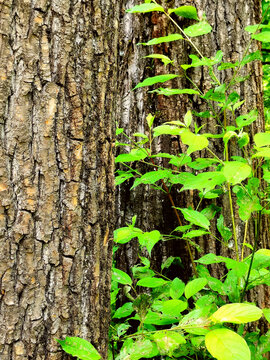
[113,302,134,319]
[168,6,198,20]
[252,31,270,42]
[144,54,173,66]
[150,87,200,96]
[152,330,186,356]
[161,299,188,316]
[126,3,164,13]
[138,230,161,255]
[134,74,179,90]
[153,124,184,137]
[236,109,258,128]
[217,214,232,242]
[137,277,168,288]
[179,208,210,229]
[205,329,251,360]
[211,303,262,324]
[222,161,252,185]
[170,277,185,299]
[57,337,101,360]
[185,278,208,299]
[184,21,212,37]
[138,33,184,46]
[115,148,148,163]
[254,132,270,147]
[112,268,132,286]
[114,226,142,244]
[181,130,209,154]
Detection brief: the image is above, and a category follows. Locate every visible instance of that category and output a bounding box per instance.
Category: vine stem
[228,183,239,262]
[224,108,239,261]
[241,220,249,262]
[240,211,262,302]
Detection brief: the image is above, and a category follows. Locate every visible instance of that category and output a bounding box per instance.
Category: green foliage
[57,337,101,360]
[59,1,270,360]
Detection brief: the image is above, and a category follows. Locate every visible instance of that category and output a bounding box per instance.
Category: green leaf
[152,330,186,356]
[233,181,262,221]
[132,265,155,279]
[115,172,134,186]
[57,337,101,360]
[132,310,179,325]
[115,148,148,163]
[248,249,270,270]
[211,303,262,324]
[223,131,237,146]
[150,87,200,96]
[169,154,192,167]
[188,158,219,170]
[222,161,252,185]
[153,124,184,137]
[183,230,209,238]
[238,132,249,149]
[263,308,270,323]
[180,171,225,192]
[126,3,164,13]
[144,54,173,66]
[184,278,208,299]
[217,214,232,242]
[114,226,142,244]
[138,230,161,255]
[117,338,158,360]
[161,299,188,316]
[168,6,198,20]
[184,110,192,127]
[116,128,124,135]
[205,329,251,360]
[184,21,212,37]
[245,24,270,33]
[112,268,132,286]
[180,130,209,155]
[134,74,179,90]
[252,148,270,158]
[137,277,168,288]
[146,113,155,128]
[131,170,172,189]
[236,109,258,128]
[218,62,239,70]
[196,253,224,265]
[138,33,183,46]
[252,31,270,42]
[179,208,210,229]
[161,256,180,271]
[254,132,270,147]
[113,302,134,319]
[170,277,185,299]
[182,52,222,70]
[179,306,213,335]
[241,50,262,66]
[132,132,148,139]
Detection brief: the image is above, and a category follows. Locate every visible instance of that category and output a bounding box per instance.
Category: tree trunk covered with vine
[116,0,270,309]
[0,1,118,359]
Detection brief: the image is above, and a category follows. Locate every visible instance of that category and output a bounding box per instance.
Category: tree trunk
[116,0,269,306]
[0,1,118,359]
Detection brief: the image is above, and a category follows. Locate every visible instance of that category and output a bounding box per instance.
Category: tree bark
[0,0,118,359]
[116,0,269,306]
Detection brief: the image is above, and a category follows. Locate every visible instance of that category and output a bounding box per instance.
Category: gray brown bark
[116,0,269,307]
[0,0,118,359]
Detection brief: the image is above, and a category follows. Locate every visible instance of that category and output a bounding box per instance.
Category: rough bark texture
[0,0,118,359]
[116,0,269,307]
